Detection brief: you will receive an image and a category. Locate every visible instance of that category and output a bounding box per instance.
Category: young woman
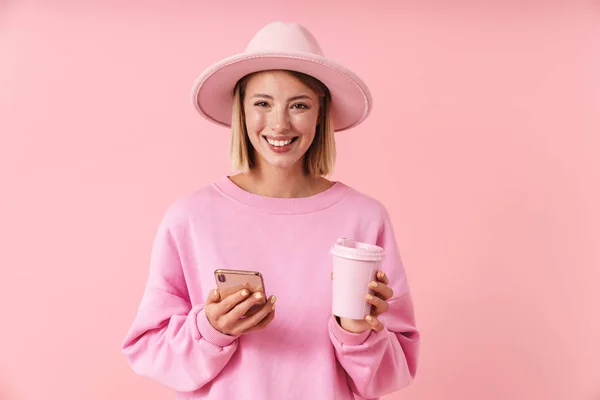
[122,21,419,400]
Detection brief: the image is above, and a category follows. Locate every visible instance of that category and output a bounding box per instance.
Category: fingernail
[255,292,263,299]
[214,289,219,296]
[378,271,385,278]
[241,290,249,296]
[271,295,277,304]
[366,294,374,300]
[366,315,373,322]
[370,282,378,288]
[272,302,276,310]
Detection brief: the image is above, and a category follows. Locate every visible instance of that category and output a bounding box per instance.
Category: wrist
[196,308,239,347]
[338,316,369,334]
[330,315,372,346]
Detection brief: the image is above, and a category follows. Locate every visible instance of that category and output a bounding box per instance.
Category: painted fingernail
[255,293,263,299]
[366,294,374,300]
[370,282,378,288]
[378,271,385,279]
[366,315,374,322]
[271,295,277,304]
[241,290,249,296]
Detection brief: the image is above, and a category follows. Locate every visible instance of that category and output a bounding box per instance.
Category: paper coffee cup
[330,238,385,320]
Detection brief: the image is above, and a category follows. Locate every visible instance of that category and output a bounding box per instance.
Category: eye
[292,103,309,109]
[254,101,269,107]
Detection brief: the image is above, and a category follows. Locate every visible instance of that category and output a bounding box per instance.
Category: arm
[121,209,239,392]
[329,212,420,398]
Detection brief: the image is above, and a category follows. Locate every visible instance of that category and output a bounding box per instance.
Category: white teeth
[266,138,293,147]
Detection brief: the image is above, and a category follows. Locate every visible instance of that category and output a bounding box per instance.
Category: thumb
[206,288,220,305]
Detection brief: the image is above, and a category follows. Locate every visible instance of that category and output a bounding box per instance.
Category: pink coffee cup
[330,238,385,320]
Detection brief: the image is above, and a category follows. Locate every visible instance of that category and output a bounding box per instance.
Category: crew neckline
[212,176,351,215]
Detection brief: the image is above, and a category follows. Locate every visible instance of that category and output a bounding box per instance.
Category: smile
[263,136,298,147]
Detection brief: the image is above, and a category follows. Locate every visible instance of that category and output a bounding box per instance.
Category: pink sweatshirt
[122,177,419,399]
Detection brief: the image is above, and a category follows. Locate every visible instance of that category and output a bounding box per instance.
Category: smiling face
[242,70,321,173]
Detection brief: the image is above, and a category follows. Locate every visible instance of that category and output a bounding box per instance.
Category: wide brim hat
[191,22,372,132]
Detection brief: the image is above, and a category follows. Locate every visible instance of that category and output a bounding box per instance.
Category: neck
[231,162,330,198]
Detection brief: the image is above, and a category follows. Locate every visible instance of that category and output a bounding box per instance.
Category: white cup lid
[330,238,385,261]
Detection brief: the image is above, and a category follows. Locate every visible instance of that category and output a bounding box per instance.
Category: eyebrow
[250,94,313,102]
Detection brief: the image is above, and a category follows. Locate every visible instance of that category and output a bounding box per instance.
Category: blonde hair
[229,70,336,177]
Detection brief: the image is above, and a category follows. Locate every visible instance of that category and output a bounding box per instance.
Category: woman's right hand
[204,285,276,336]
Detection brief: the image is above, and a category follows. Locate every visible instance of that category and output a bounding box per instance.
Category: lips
[262,135,298,153]
[263,136,298,147]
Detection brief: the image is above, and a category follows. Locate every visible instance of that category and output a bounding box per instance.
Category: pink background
[1,1,599,399]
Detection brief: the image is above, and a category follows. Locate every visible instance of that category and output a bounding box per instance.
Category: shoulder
[337,182,390,220]
[158,182,224,229]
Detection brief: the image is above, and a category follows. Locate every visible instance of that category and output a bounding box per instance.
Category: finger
[236,295,277,334]
[241,310,275,335]
[365,314,385,331]
[365,293,389,316]
[206,288,220,305]
[217,283,248,300]
[221,292,267,325]
[216,288,251,317]
[369,281,394,300]
[241,305,276,335]
[376,271,389,285]
[241,291,268,317]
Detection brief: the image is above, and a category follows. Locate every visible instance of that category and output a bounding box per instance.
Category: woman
[122,21,419,400]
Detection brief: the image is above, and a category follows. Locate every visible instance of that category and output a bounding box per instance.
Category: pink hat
[191,22,372,132]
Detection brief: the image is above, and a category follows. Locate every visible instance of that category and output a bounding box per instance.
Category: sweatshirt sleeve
[121,208,239,392]
[328,210,420,399]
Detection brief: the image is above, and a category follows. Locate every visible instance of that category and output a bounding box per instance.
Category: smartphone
[213,269,267,315]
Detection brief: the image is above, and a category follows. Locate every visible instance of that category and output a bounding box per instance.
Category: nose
[270,107,290,133]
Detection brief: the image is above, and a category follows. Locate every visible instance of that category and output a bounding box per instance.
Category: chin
[265,158,303,170]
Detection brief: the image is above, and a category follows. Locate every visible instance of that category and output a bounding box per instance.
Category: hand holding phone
[204,269,277,336]
[215,269,266,307]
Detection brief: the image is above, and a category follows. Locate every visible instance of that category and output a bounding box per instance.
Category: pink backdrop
[1,1,599,399]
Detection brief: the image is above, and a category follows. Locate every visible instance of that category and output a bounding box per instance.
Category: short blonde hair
[229,70,336,177]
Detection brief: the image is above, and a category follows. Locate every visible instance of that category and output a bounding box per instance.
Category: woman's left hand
[339,271,394,334]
